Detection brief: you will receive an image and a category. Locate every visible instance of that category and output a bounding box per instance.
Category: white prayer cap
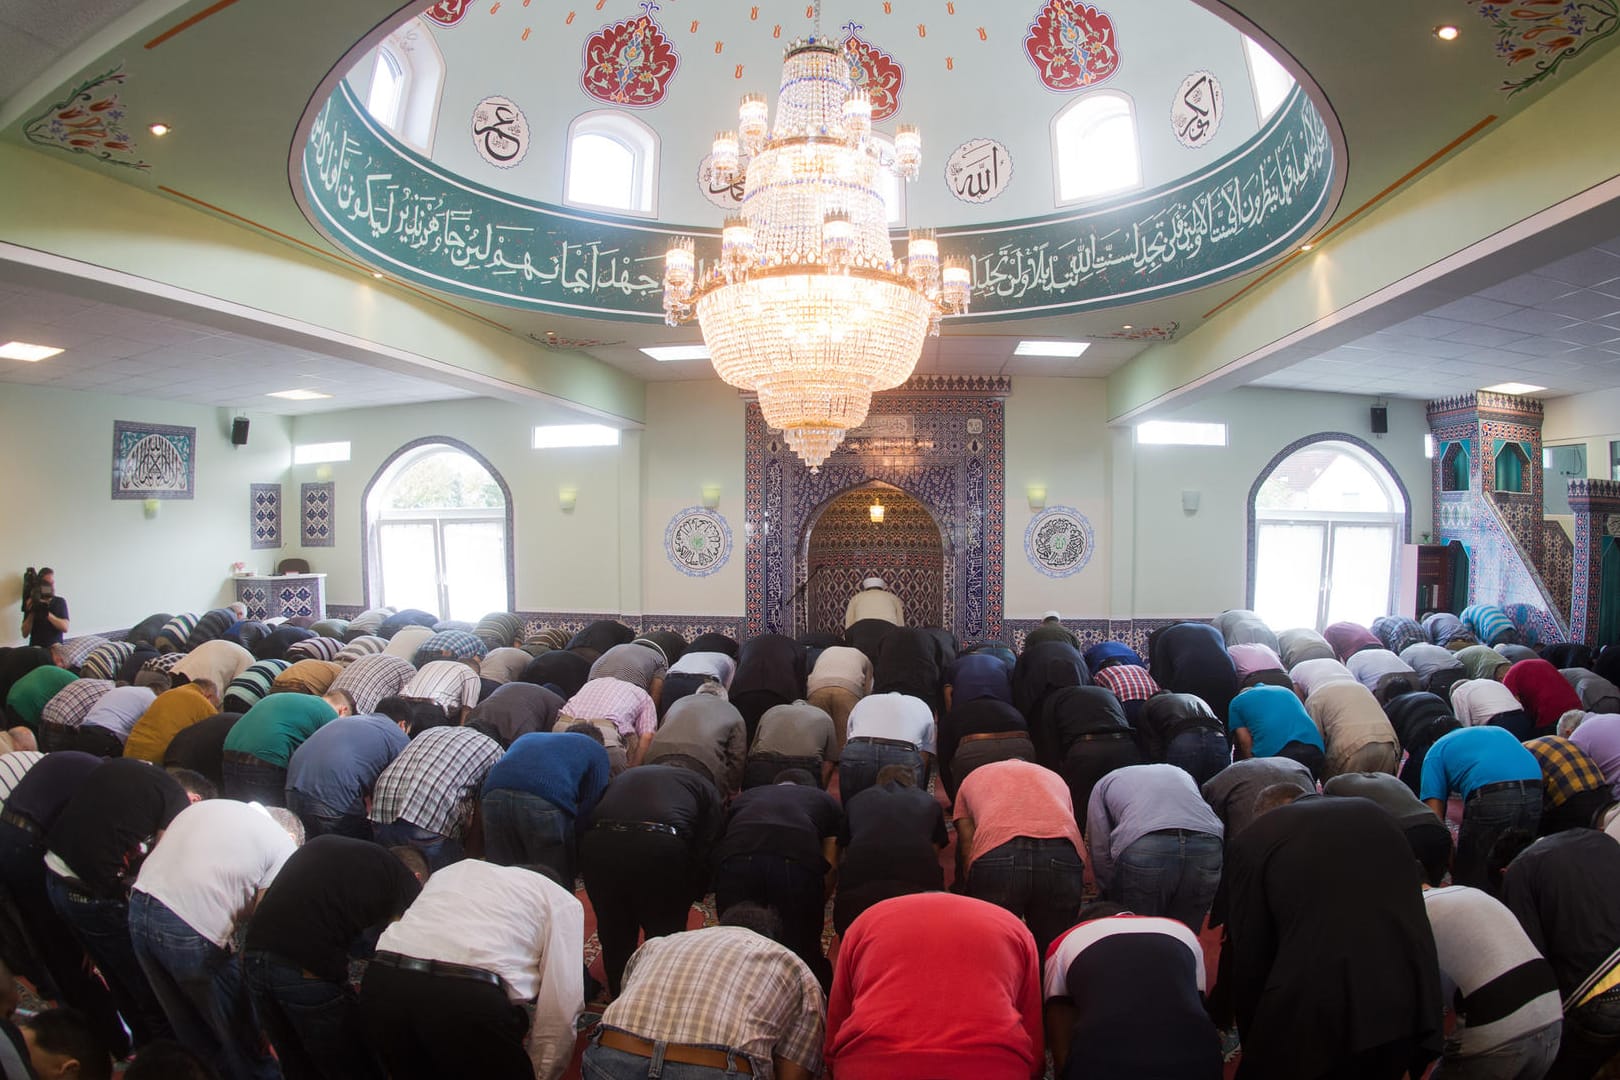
[1043,610,1062,621]
[863,576,886,590]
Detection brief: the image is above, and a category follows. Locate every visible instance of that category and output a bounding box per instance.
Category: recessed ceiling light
[267,388,333,401]
[640,345,711,362]
[1300,242,1316,252]
[1434,24,1460,40]
[148,123,172,136]
[1480,382,1545,395]
[0,341,64,362]
[371,272,383,280]
[1014,340,1091,358]
[1121,325,1133,330]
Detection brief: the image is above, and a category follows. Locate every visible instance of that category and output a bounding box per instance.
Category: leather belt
[222,750,275,766]
[1469,778,1543,800]
[847,736,918,751]
[370,951,505,991]
[598,1029,753,1075]
[1074,731,1134,742]
[594,821,682,838]
[0,810,40,838]
[958,731,1030,745]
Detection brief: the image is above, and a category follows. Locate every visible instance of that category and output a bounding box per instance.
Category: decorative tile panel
[250,483,281,550]
[301,481,335,548]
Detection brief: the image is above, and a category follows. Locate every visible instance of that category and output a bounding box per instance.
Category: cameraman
[20,567,69,648]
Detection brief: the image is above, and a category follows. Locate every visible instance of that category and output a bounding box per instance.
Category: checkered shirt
[1094,664,1162,702]
[412,631,489,667]
[154,613,198,653]
[39,679,115,730]
[1525,736,1608,809]
[475,612,524,651]
[403,660,483,714]
[559,677,658,738]
[225,659,291,709]
[603,925,825,1079]
[368,726,502,838]
[55,636,107,671]
[0,752,45,803]
[141,652,188,675]
[285,636,344,662]
[79,641,135,683]
[330,654,417,715]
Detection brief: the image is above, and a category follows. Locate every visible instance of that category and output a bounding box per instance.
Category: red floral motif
[422,0,471,27]
[840,24,904,121]
[22,65,148,170]
[1469,0,1618,95]
[1023,0,1120,92]
[580,4,679,108]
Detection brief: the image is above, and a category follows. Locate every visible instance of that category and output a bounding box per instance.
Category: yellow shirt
[123,684,215,763]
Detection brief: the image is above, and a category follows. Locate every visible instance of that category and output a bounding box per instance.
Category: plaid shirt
[603,926,825,1079]
[559,678,658,738]
[55,636,107,671]
[413,631,489,667]
[368,726,502,838]
[403,660,482,714]
[1093,664,1161,702]
[79,641,135,683]
[330,654,417,715]
[141,652,188,675]
[40,679,115,730]
[1525,736,1607,809]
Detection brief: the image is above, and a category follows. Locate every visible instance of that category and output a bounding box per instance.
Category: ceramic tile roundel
[1025,506,1095,577]
[471,96,529,168]
[1171,70,1224,148]
[666,507,732,578]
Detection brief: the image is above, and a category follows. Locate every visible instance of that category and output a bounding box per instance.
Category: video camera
[20,567,52,613]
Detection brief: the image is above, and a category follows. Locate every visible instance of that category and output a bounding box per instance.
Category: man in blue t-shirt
[480,725,611,884]
[285,713,410,840]
[1421,726,1542,893]
[1228,684,1326,780]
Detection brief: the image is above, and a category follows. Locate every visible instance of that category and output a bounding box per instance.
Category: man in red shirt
[826,892,1043,1079]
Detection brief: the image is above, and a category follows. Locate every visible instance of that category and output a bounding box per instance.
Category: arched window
[565,111,659,215]
[354,20,445,154]
[1052,92,1141,204]
[1242,35,1297,123]
[365,441,512,620]
[1249,438,1408,632]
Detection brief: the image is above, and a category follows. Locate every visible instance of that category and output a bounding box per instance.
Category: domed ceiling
[295,0,1343,325]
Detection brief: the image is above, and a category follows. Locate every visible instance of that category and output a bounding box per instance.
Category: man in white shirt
[843,576,905,629]
[359,859,584,1080]
[805,645,873,754]
[838,692,935,802]
[1450,678,1532,739]
[127,800,303,1080]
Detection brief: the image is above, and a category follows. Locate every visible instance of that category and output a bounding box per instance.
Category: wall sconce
[1027,484,1047,512]
[558,487,577,513]
[1181,490,1201,515]
[869,498,885,524]
[701,484,722,510]
[142,498,161,519]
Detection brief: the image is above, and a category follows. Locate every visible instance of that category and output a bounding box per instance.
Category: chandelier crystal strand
[663,36,969,470]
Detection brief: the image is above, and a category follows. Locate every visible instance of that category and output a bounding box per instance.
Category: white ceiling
[0,280,481,413]
[1252,234,1620,400]
[0,0,154,105]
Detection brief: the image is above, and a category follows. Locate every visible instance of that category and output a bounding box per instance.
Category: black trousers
[714,852,830,991]
[358,963,531,1080]
[580,829,702,995]
[1060,739,1144,823]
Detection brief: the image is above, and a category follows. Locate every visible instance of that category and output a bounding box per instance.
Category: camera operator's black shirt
[27,596,67,649]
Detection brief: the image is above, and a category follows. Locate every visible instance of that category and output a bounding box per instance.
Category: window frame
[1050,90,1143,207]
[564,110,661,218]
[355,20,445,156]
[1241,34,1297,125]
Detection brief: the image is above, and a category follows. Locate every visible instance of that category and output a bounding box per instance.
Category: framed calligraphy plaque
[666,507,732,577]
[1025,506,1094,577]
[112,421,195,500]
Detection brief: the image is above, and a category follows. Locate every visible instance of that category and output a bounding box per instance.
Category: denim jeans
[837,739,924,803]
[1549,987,1620,1079]
[45,872,172,1047]
[128,890,279,1080]
[1456,784,1542,892]
[285,789,371,841]
[243,949,383,1080]
[583,1038,751,1079]
[481,788,574,882]
[966,836,1086,955]
[1435,1021,1560,1079]
[222,756,289,808]
[1165,729,1231,788]
[372,820,465,871]
[1110,830,1223,931]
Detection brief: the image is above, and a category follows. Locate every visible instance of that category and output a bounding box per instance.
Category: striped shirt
[602,925,825,1079]
[330,654,418,715]
[525,628,571,653]
[285,636,344,663]
[223,659,291,711]
[1092,664,1161,703]
[368,726,502,838]
[402,661,482,715]
[413,630,489,667]
[40,679,115,730]
[334,636,387,664]
[154,613,199,653]
[559,678,658,739]
[1525,736,1608,809]
[347,608,394,638]
[273,659,344,695]
[79,641,135,683]
[0,752,45,803]
[475,612,524,651]
[1462,605,1519,648]
[185,608,236,649]
[55,636,108,671]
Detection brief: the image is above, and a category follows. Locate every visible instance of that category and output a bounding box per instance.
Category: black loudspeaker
[1370,406,1388,434]
[231,417,250,446]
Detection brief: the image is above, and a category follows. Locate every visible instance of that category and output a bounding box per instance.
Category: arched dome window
[565,111,659,216]
[356,20,445,154]
[1242,35,1297,123]
[1052,91,1141,204]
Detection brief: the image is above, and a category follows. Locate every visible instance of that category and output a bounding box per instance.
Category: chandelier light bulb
[894,124,922,180]
[711,130,740,184]
[738,93,769,150]
[842,92,872,144]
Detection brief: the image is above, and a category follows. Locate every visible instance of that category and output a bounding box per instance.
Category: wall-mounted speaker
[1370,406,1388,434]
[231,417,250,446]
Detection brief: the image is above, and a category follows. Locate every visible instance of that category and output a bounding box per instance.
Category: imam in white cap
[1043,610,1062,621]
[862,576,886,590]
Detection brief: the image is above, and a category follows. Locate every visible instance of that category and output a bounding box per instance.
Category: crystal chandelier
[663,34,970,470]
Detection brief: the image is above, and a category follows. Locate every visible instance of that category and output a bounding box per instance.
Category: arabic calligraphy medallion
[697,152,745,211]
[1024,1,1120,92]
[841,23,904,121]
[580,4,680,109]
[945,138,1013,204]
[471,96,529,168]
[1171,70,1223,149]
[666,507,732,577]
[1025,507,1094,578]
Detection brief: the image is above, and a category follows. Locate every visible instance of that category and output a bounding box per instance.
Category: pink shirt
[1228,643,1284,679]
[559,678,658,738]
[954,760,1084,871]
